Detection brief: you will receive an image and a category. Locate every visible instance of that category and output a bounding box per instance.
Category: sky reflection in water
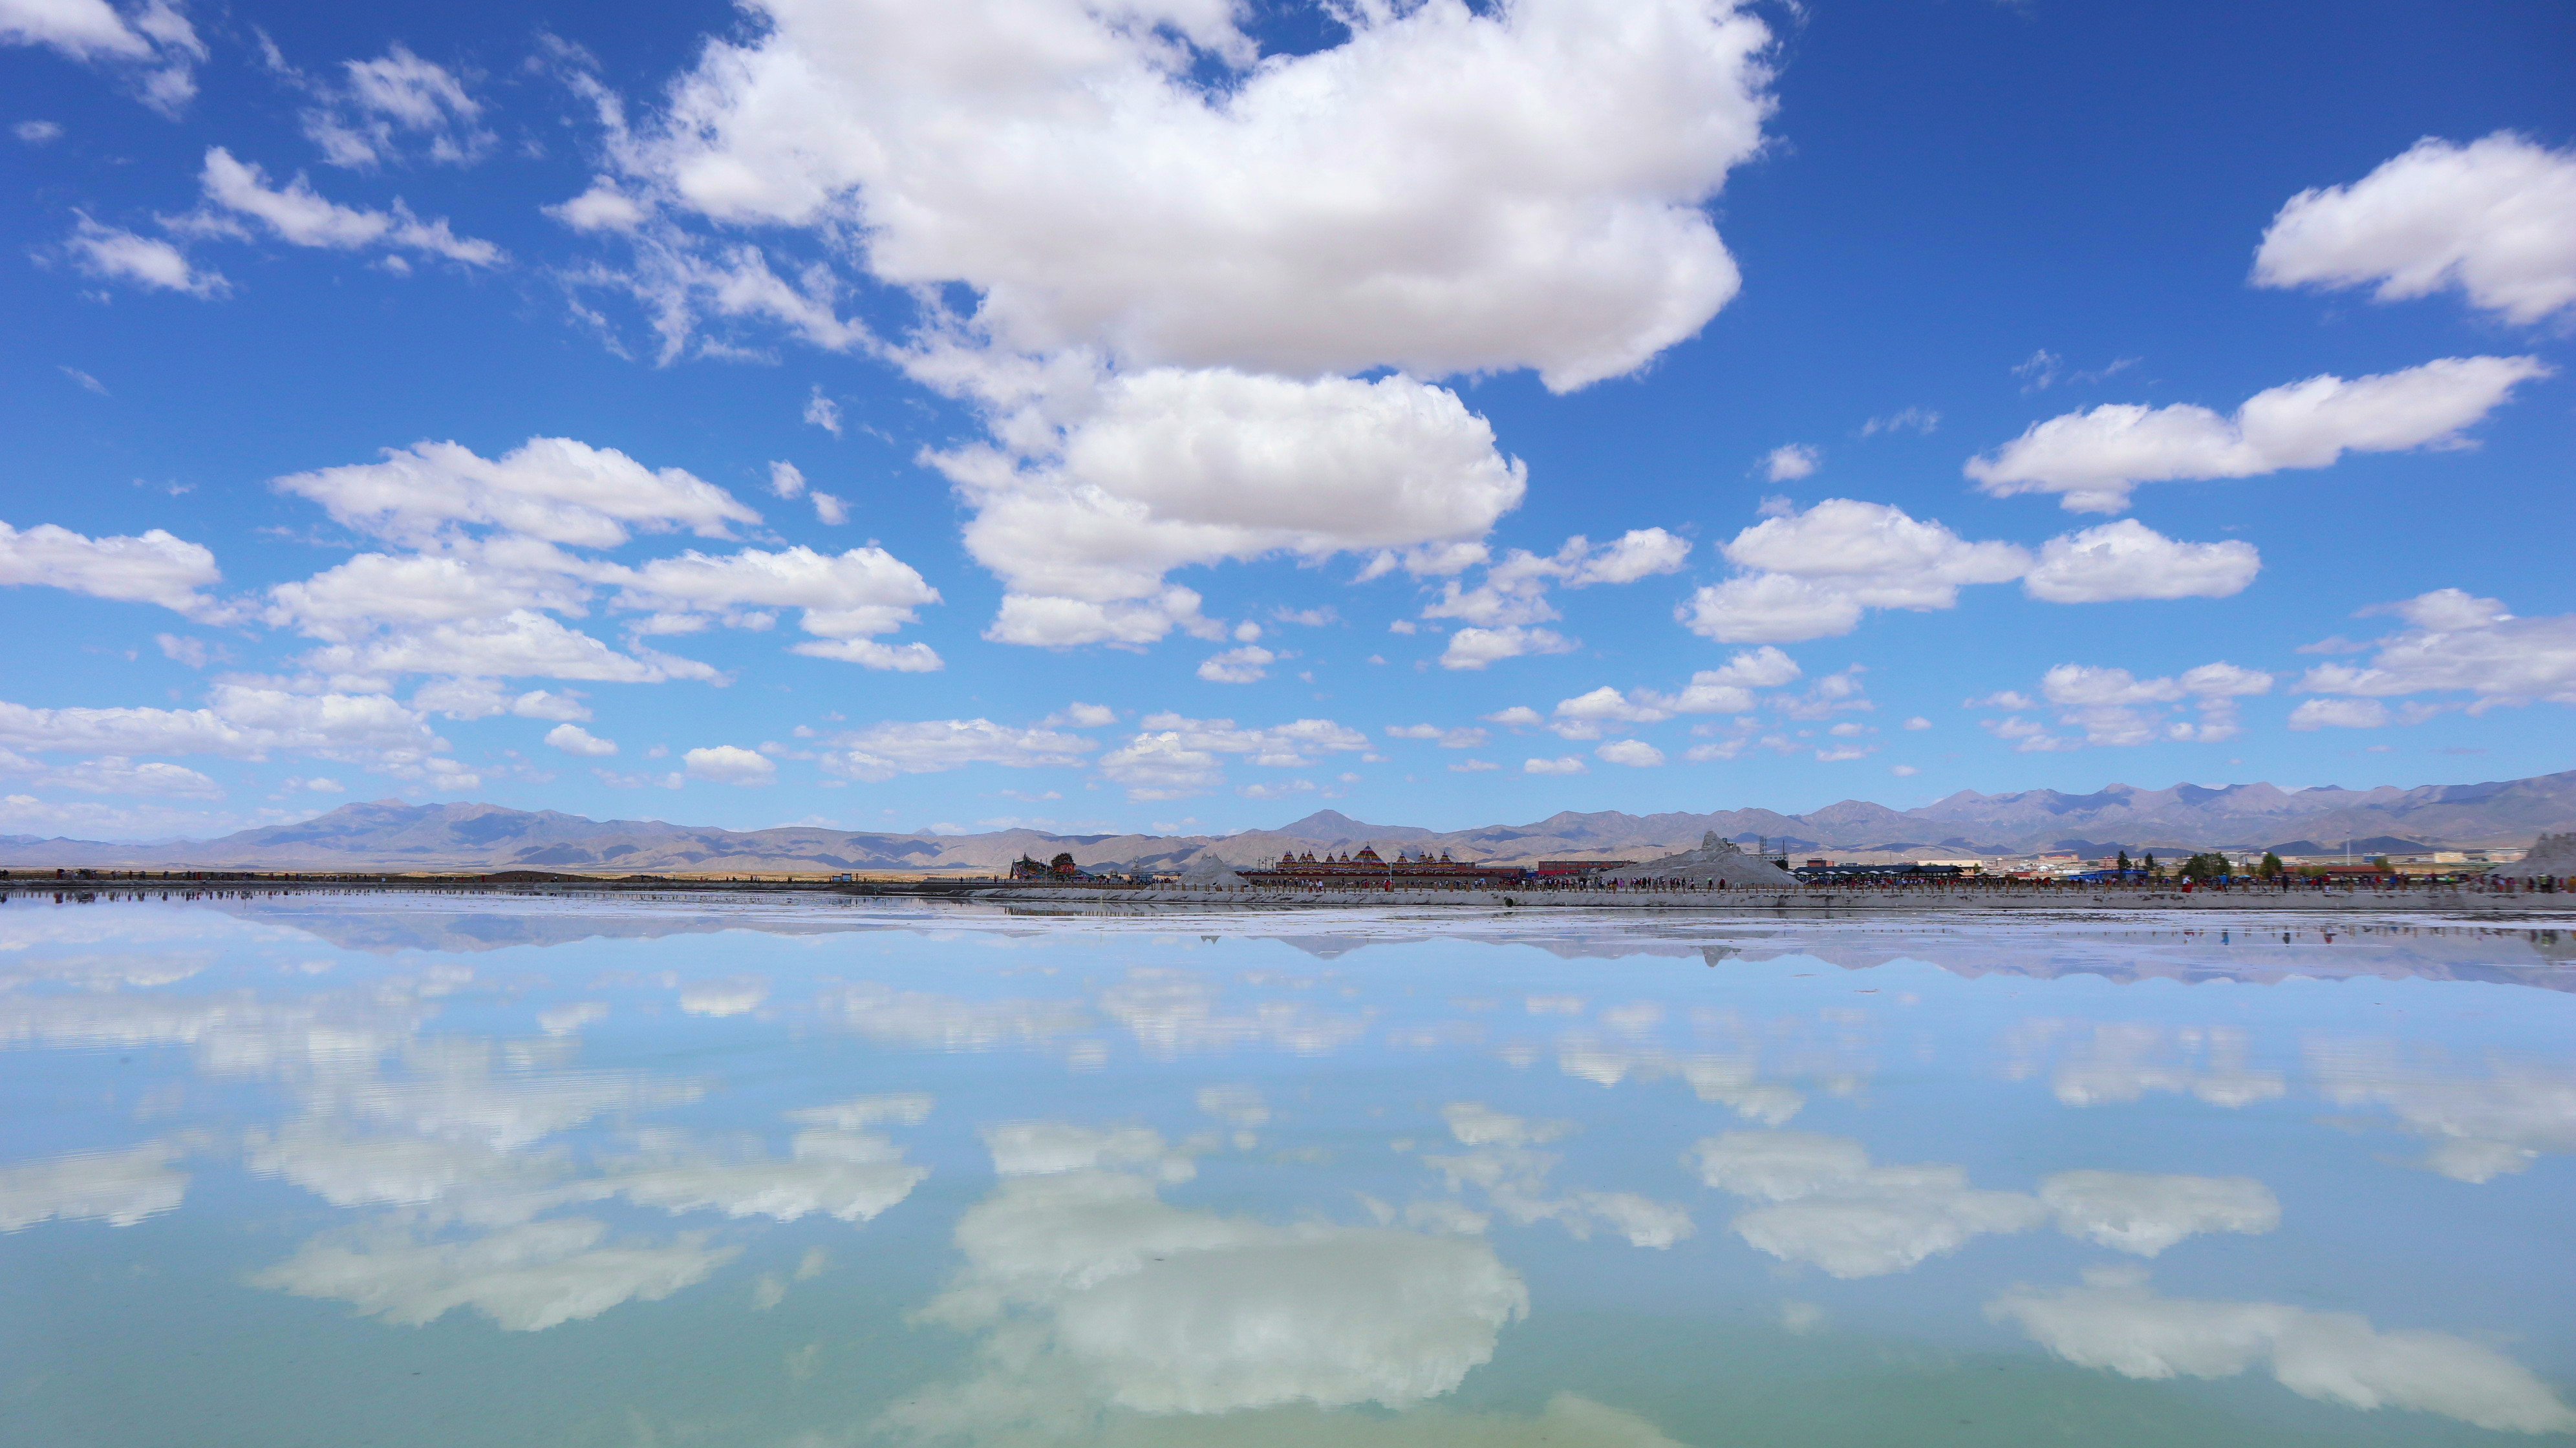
[2,894,2572,1446]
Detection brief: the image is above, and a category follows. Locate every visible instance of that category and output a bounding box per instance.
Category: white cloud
[683,744,775,785]
[0,518,222,615]
[980,587,1213,650]
[264,542,599,643]
[1557,529,1694,586]
[1553,647,1801,729]
[0,0,204,112]
[2037,1171,2279,1257]
[810,491,848,526]
[249,1218,738,1332]
[63,215,226,295]
[1763,444,1818,481]
[544,723,616,757]
[1385,725,1488,749]
[592,0,1776,648]
[943,369,1526,646]
[793,636,943,670]
[1860,406,1938,436]
[16,119,63,143]
[821,719,1095,782]
[277,437,760,548]
[1419,1104,1691,1250]
[1679,499,2028,643]
[506,689,589,722]
[409,679,593,722]
[613,544,943,666]
[605,1130,926,1223]
[302,610,718,685]
[1989,1266,2576,1435]
[2041,661,2271,707]
[2023,519,2260,602]
[3,754,223,797]
[1688,1131,2045,1279]
[787,1092,935,1131]
[630,0,1775,390]
[1524,756,1587,776]
[1595,740,1664,768]
[2307,1041,2576,1184]
[1197,645,1276,683]
[1419,528,1691,630]
[1483,706,1545,729]
[2287,697,2390,730]
[983,1122,1193,1180]
[2254,132,2576,325]
[0,685,437,765]
[297,44,489,169]
[1554,687,1662,730]
[892,1167,1530,1427]
[190,147,504,266]
[1099,714,1368,798]
[2295,590,2576,714]
[1441,625,1576,670]
[801,385,842,436]
[766,460,804,498]
[1981,660,2272,751]
[547,177,646,232]
[0,1141,188,1230]
[678,976,768,1016]
[1965,356,2549,513]
[1683,502,2262,640]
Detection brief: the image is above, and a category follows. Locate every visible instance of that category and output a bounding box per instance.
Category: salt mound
[1611,831,1796,888]
[2492,832,2576,881]
[1179,851,1248,888]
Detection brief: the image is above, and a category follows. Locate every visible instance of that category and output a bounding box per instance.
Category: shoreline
[5,874,2570,919]
[976,885,2570,915]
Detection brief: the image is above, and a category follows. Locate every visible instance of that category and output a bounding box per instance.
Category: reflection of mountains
[1716,924,2576,994]
[1248,921,2576,994]
[202,895,2576,992]
[203,900,898,955]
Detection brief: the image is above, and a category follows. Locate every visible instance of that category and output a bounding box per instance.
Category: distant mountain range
[5,769,2571,874]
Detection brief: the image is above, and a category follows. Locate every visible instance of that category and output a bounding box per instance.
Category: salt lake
[3,892,2571,1446]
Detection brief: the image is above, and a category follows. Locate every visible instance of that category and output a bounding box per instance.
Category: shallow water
[4,893,2572,1446]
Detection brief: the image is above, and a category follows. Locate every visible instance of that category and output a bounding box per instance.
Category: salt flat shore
[980,884,2572,916]
[6,875,2568,921]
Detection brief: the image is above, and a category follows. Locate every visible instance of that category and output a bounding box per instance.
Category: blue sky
[2,0,2571,840]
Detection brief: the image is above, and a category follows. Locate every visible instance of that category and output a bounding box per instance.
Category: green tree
[2116,849,2131,873]
[2180,852,2230,882]
[2143,852,2160,878]
[2259,851,2284,880]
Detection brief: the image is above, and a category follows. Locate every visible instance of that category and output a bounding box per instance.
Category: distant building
[1531,859,1635,878]
[1007,852,1090,882]
[1239,845,1530,890]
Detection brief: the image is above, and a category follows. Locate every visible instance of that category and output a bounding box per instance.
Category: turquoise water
[3,893,2571,1446]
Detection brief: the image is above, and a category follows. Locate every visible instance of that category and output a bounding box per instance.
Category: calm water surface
[4,893,2572,1446]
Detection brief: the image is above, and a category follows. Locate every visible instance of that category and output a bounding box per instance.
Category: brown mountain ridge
[5,769,2571,873]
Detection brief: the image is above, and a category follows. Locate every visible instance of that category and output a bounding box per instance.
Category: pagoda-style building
[1236,844,1529,890]
[1008,852,1088,881]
